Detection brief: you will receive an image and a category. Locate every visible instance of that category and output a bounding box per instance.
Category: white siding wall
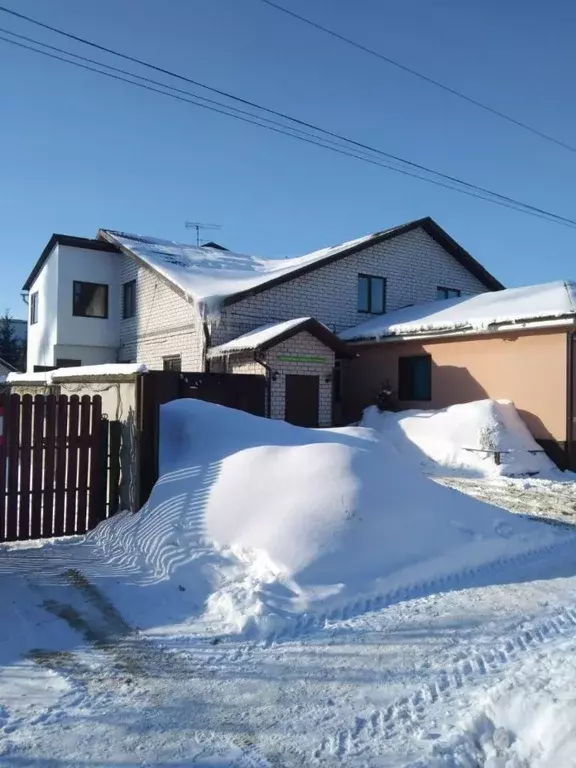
[26,245,60,370]
[211,228,488,346]
[119,254,203,370]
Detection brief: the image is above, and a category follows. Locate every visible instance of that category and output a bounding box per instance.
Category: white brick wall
[122,226,489,386]
[119,254,204,370]
[229,356,266,375]
[266,332,335,426]
[211,227,488,345]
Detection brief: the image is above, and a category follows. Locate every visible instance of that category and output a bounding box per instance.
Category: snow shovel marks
[312,605,576,763]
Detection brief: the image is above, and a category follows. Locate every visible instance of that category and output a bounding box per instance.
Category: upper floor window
[163,355,182,372]
[73,281,108,318]
[122,280,136,319]
[398,354,432,401]
[30,292,38,325]
[436,286,461,301]
[358,274,386,314]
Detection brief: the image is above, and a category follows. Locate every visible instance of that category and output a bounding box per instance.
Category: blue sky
[1,0,575,319]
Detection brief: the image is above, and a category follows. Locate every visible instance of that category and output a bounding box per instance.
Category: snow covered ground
[1,400,576,767]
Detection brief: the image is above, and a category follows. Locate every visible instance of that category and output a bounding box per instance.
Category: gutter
[346,317,576,346]
[255,352,273,418]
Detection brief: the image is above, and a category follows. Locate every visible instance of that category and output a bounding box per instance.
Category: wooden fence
[0,393,121,543]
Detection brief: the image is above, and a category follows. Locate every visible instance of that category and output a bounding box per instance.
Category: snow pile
[7,363,147,384]
[362,400,558,477]
[90,399,566,636]
[99,228,385,315]
[426,639,576,767]
[340,280,576,341]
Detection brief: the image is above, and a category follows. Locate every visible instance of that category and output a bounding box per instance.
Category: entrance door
[285,374,319,427]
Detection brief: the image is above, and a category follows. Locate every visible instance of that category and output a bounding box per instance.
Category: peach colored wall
[342,329,568,441]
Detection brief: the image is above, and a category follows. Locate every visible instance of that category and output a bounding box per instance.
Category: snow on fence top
[7,363,147,385]
[207,318,314,357]
[340,280,576,342]
[99,228,378,316]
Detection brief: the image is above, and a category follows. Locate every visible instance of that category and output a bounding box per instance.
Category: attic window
[436,287,461,301]
[358,274,386,314]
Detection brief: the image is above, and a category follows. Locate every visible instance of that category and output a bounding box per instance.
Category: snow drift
[91,400,564,636]
[362,399,558,477]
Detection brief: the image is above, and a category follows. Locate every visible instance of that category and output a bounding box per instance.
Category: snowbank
[425,638,576,767]
[362,400,558,477]
[89,400,567,636]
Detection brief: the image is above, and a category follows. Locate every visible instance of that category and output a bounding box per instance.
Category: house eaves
[22,234,121,292]
[219,216,504,307]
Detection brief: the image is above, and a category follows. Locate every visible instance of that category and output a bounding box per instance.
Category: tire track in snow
[313,604,576,762]
[267,533,576,645]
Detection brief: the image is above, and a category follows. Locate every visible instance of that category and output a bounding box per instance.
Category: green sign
[277,355,327,364]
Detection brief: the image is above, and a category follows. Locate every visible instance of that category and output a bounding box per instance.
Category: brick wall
[210,227,488,346]
[266,332,335,425]
[228,355,266,375]
[119,254,204,370]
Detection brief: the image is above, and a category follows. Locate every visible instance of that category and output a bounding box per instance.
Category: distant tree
[0,310,23,370]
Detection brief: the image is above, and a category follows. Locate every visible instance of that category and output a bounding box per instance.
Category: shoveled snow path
[2,530,576,767]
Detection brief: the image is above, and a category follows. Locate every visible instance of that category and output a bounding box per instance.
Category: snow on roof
[7,363,147,385]
[340,281,576,342]
[98,228,388,315]
[207,318,313,357]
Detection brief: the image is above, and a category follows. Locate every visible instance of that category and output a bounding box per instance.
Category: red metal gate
[0,393,120,543]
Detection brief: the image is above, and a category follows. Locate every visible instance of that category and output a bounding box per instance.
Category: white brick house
[22,217,502,427]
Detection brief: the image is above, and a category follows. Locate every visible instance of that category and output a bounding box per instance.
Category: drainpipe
[566,330,575,470]
[202,321,211,373]
[255,352,273,418]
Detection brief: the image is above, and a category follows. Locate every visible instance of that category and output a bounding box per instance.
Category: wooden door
[285,374,319,427]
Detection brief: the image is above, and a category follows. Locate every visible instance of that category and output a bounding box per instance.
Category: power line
[1,5,574,227]
[256,0,576,155]
[0,15,575,230]
[0,3,566,223]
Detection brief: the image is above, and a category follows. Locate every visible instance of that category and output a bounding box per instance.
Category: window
[73,281,108,318]
[163,355,182,372]
[358,274,386,314]
[122,280,136,319]
[398,355,432,401]
[30,292,38,325]
[56,358,81,368]
[436,287,461,301]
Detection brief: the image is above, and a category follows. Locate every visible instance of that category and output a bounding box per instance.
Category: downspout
[566,331,575,470]
[202,321,211,373]
[255,352,273,418]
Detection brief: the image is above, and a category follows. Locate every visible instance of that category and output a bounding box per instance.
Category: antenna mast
[185,221,222,247]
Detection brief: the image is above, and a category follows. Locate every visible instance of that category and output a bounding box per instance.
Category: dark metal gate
[136,370,266,507]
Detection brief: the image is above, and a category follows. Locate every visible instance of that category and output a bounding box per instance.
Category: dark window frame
[398,354,432,401]
[163,355,182,372]
[122,279,136,319]
[358,274,386,314]
[56,358,81,368]
[73,281,109,319]
[30,291,39,325]
[436,286,462,301]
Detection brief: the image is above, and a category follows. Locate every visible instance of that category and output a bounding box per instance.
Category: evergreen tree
[0,310,23,370]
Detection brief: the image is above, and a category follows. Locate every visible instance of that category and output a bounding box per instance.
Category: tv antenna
[185,221,222,247]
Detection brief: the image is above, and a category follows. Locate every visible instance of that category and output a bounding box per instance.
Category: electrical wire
[0,16,575,229]
[256,0,576,155]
